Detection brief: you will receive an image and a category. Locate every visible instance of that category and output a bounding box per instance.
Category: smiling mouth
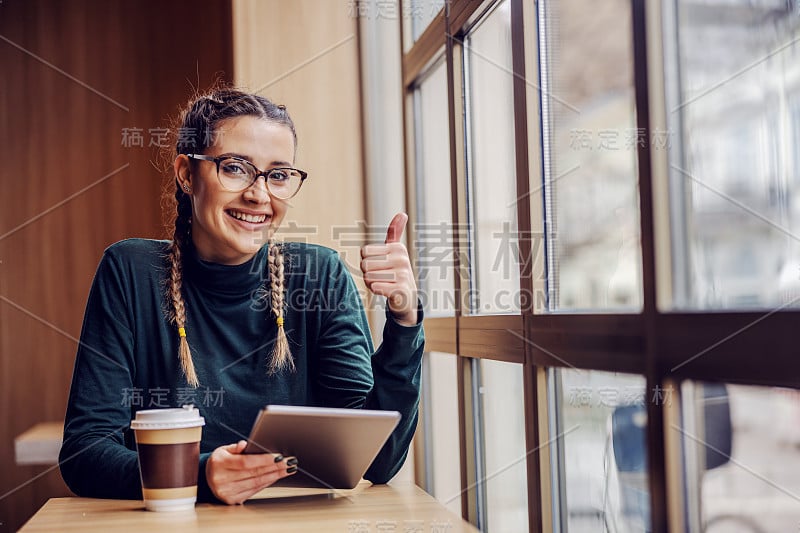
[226,209,270,224]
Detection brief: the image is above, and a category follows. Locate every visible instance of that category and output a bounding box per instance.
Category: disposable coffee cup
[131,405,205,512]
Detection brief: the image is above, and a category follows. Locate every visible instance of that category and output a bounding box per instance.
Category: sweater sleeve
[363,302,425,483]
[59,249,218,502]
[313,252,424,484]
[59,249,142,498]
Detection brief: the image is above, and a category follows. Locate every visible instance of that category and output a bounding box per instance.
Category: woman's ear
[174,154,192,193]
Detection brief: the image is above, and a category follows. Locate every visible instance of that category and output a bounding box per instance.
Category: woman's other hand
[206,440,297,504]
[360,213,418,326]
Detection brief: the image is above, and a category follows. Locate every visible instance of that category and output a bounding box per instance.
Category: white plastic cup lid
[130,405,205,430]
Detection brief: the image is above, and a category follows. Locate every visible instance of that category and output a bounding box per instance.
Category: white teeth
[228,210,267,223]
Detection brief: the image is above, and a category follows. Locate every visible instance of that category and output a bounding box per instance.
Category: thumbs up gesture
[360,213,418,326]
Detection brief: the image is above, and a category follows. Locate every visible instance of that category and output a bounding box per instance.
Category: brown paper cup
[131,406,205,512]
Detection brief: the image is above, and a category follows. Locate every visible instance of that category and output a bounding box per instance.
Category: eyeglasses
[186,154,308,199]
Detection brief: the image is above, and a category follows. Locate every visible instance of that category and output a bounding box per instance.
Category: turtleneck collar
[183,242,270,296]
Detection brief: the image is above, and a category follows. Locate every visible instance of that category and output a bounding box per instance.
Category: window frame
[400,0,800,531]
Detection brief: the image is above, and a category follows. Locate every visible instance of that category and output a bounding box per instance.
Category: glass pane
[550,368,649,532]
[667,1,800,310]
[539,0,643,312]
[413,57,456,318]
[679,382,800,531]
[465,0,520,315]
[410,0,445,43]
[479,359,528,532]
[422,352,462,515]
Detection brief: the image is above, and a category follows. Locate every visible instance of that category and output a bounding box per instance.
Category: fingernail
[286,457,298,466]
[274,454,284,463]
[287,466,297,474]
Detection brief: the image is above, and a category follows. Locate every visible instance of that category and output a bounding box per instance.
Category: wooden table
[21,483,477,532]
[14,422,63,465]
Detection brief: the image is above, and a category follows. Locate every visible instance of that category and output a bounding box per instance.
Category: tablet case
[243,405,401,489]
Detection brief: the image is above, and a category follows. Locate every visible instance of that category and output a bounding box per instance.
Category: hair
[164,86,297,387]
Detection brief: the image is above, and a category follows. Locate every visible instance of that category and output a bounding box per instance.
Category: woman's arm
[363,304,424,483]
[359,213,424,481]
[313,247,424,484]
[59,248,142,498]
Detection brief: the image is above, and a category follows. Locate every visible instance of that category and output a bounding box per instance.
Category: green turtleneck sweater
[59,238,424,502]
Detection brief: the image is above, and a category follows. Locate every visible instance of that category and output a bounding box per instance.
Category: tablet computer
[243,405,401,489]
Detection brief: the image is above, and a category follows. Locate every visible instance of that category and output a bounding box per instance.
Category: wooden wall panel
[232,0,366,285]
[0,1,233,530]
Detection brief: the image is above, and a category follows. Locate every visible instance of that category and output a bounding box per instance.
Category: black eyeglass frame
[186,154,308,199]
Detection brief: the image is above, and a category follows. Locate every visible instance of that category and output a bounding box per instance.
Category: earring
[183,184,190,192]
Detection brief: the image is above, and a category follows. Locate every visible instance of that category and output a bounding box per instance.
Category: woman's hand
[206,440,297,504]
[360,213,418,326]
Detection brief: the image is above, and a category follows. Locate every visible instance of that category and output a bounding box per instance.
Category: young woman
[59,89,424,505]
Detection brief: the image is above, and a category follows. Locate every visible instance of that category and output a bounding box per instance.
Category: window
[551,369,648,533]
[413,56,457,318]
[666,0,800,310]
[539,5,647,528]
[397,1,800,531]
[539,0,643,312]
[677,382,800,532]
[479,358,528,532]
[422,352,462,515]
[463,0,520,315]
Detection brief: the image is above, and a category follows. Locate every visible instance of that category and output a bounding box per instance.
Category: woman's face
[175,115,295,265]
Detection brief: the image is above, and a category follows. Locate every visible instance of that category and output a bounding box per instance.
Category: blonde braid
[268,240,294,373]
[169,193,199,387]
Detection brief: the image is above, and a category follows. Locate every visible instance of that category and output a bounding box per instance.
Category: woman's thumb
[224,440,248,454]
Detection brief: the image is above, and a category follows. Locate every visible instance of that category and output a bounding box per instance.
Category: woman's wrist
[390,308,418,327]
[388,297,421,327]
